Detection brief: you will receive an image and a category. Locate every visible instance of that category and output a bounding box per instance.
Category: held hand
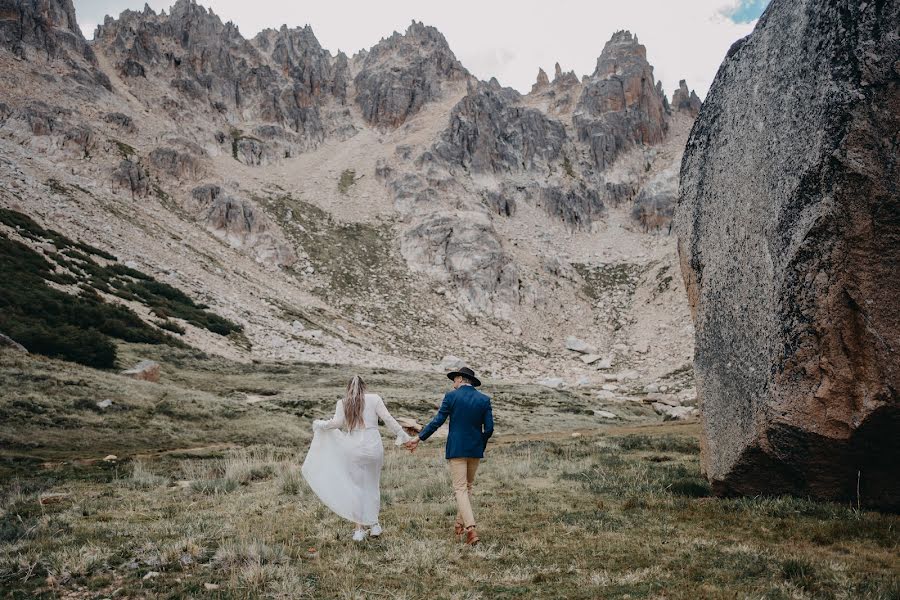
[404,438,420,453]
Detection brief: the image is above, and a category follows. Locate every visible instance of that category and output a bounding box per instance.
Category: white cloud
[74,0,759,98]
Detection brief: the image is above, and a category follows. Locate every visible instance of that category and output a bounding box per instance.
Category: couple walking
[301,367,494,545]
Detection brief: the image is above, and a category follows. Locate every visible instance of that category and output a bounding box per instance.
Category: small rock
[634,341,650,354]
[96,399,113,409]
[565,336,597,354]
[659,385,669,392]
[571,432,582,438]
[142,571,159,580]
[538,378,565,389]
[204,583,220,591]
[618,370,640,381]
[601,383,619,392]
[646,393,681,407]
[580,354,603,365]
[652,403,697,421]
[0,332,28,353]
[120,360,160,383]
[594,358,613,370]
[576,376,592,388]
[38,493,70,505]
[595,390,615,400]
[594,410,617,419]
[643,384,659,394]
[439,355,466,371]
[103,455,118,462]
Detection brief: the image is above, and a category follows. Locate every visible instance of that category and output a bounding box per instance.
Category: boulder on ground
[0,332,27,353]
[580,354,603,365]
[565,336,597,354]
[652,403,697,421]
[438,356,466,372]
[121,360,160,383]
[594,410,617,419]
[538,378,565,389]
[675,0,899,509]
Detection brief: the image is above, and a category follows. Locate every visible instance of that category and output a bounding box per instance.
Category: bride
[301,375,412,541]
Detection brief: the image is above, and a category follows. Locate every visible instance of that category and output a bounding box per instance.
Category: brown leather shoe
[454,522,465,536]
[464,527,480,546]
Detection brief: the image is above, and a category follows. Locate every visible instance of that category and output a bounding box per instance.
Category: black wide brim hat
[447,366,481,387]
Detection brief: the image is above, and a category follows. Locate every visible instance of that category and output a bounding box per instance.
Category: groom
[406,366,494,545]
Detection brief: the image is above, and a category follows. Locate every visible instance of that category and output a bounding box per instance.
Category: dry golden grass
[0,348,897,599]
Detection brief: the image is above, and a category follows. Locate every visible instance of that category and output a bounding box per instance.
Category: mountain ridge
[0,0,701,388]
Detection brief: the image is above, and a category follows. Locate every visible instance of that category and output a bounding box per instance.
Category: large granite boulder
[354,21,468,127]
[675,0,899,510]
[573,31,668,172]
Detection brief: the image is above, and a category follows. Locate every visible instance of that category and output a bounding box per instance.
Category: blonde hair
[343,375,366,431]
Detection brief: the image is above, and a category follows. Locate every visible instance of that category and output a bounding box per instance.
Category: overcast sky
[74,0,770,99]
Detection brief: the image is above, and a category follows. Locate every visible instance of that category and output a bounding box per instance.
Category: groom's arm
[482,400,494,449]
[418,393,453,441]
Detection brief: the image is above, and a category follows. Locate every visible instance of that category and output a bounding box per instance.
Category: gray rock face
[538,184,605,229]
[527,62,582,114]
[354,21,468,127]
[93,0,347,152]
[631,166,678,233]
[0,0,110,88]
[432,80,566,173]
[531,68,550,93]
[103,112,137,133]
[148,147,204,181]
[111,159,150,198]
[400,210,519,318]
[574,31,668,171]
[203,195,297,267]
[676,0,899,510]
[671,80,702,116]
[256,25,348,105]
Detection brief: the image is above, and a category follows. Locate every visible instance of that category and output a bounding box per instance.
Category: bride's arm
[374,395,413,445]
[314,399,345,431]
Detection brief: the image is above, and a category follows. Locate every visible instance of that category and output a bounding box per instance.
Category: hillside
[0,0,700,390]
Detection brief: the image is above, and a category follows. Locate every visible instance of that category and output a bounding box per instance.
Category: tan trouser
[448,458,480,528]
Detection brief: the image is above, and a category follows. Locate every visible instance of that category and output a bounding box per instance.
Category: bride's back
[340,393,384,430]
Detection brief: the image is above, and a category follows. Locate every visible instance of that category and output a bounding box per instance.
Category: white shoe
[352,529,367,542]
[370,523,383,537]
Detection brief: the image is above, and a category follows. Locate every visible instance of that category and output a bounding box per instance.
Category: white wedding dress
[302,393,412,526]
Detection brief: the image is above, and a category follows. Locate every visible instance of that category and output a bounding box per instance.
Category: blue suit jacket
[418,385,494,459]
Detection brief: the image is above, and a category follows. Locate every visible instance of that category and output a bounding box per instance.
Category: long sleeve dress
[301,393,412,525]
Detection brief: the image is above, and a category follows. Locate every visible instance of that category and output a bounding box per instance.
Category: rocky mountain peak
[574,29,668,171]
[531,67,550,93]
[353,20,468,127]
[0,0,110,88]
[593,30,647,78]
[253,23,348,104]
[671,79,701,116]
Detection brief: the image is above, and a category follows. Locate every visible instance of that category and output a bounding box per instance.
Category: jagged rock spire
[531,67,550,93]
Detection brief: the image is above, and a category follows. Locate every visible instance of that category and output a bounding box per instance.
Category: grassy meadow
[0,346,897,599]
